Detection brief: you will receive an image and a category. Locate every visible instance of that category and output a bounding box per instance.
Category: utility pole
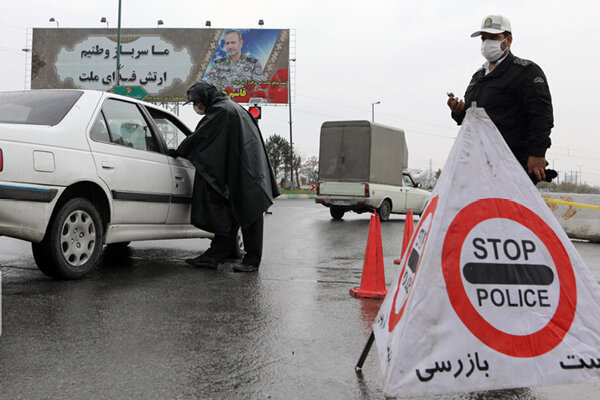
[115,0,122,85]
[288,58,296,189]
[576,164,584,186]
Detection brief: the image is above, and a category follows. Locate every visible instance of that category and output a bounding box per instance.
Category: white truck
[315,120,431,221]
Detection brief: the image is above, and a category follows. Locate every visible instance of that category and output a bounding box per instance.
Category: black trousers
[207,214,264,267]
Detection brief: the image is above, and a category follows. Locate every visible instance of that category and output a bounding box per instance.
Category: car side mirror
[416,182,421,188]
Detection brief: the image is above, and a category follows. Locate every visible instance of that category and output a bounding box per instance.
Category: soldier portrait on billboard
[204,30,265,89]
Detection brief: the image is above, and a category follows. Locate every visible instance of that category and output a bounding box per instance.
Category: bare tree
[300,156,319,184]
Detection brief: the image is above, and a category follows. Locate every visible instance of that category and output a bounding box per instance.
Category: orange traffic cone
[350,212,387,299]
[394,209,414,265]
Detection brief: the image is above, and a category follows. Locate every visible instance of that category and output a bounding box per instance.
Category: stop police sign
[442,198,577,358]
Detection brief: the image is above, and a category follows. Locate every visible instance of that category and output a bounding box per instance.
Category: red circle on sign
[442,198,576,358]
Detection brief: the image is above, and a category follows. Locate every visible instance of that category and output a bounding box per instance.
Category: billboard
[30,28,290,103]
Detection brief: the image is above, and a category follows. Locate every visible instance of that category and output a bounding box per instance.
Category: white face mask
[481,38,508,62]
[193,104,205,115]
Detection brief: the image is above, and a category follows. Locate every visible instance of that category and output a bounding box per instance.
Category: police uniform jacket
[452,52,554,166]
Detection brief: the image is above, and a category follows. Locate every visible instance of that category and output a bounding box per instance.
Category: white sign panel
[56,36,192,92]
[373,108,600,398]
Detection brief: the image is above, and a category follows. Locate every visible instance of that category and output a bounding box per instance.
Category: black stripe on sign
[463,263,554,285]
[0,185,58,203]
[407,249,419,273]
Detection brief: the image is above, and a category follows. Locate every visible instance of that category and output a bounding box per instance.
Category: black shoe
[232,263,259,273]
[185,254,218,269]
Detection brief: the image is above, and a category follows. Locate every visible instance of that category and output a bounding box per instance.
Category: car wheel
[34,198,104,279]
[233,227,245,259]
[32,241,60,278]
[330,207,345,220]
[378,199,391,222]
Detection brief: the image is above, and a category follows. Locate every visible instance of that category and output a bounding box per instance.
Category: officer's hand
[527,156,547,182]
[447,92,465,117]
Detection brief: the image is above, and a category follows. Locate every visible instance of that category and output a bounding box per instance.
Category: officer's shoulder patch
[533,76,545,84]
[214,57,226,64]
[246,56,258,63]
[513,57,531,67]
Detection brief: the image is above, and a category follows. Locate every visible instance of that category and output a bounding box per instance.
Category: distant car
[316,172,431,221]
[0,89,223,279]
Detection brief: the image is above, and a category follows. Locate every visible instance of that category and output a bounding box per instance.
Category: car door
[143,105,196,225]
[87,98,171,224]
[403,174,424,211]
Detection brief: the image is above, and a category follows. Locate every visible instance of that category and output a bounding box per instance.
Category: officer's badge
[484,18,492,28]
[534,77,545,84]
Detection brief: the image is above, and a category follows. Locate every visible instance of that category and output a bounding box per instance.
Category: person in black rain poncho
[169,81,279,272]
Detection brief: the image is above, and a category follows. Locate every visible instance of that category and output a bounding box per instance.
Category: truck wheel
[330,207,345,220]
[378,199,392,222]
[33,198,104,279]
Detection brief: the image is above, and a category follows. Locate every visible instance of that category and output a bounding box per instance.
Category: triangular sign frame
[373,108,600,398]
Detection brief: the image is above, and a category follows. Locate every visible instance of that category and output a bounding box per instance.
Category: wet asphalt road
[1,199,600,400]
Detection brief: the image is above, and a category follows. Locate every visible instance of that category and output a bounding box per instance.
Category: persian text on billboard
[31,28,289,104]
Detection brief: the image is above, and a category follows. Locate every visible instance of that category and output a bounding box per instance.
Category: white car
[0,89,219,279]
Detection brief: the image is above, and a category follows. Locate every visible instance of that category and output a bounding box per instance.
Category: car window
[0,90,83,126]
[145,106,190,149]
[403,174,416,187]
[102,99,159,152]
[89,112,111,143]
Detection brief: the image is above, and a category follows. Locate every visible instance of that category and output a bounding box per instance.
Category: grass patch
[280,189,315,195]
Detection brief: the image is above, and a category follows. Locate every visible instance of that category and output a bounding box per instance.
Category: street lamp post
[100,17,109,28]
[371,101,381,122]
[288,58,296,189]
[49,17,59,27]
[21,48,31,89]
[157,20,164,28]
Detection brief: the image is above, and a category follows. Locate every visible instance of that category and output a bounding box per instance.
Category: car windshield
[0,90,83,126]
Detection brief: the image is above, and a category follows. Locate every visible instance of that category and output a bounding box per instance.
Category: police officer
[205,30,264,89]
[447,15,554,183]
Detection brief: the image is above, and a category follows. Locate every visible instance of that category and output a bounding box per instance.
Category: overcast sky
[1,0,599,185]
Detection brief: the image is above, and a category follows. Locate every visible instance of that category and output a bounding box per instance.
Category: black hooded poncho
[177,82,279,235]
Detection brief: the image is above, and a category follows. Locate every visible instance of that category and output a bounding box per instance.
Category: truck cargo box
[318,120,408,186]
